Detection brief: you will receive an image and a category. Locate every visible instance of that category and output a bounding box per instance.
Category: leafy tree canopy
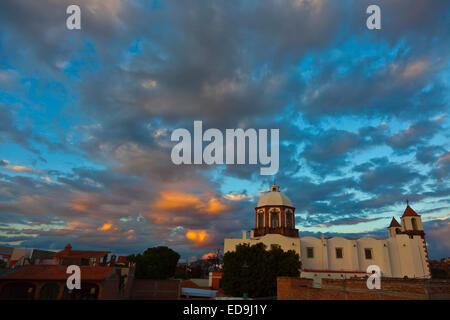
[222,243,300,298]
[128,246,180,280]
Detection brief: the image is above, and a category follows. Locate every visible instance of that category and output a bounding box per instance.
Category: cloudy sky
[0,0,449,261]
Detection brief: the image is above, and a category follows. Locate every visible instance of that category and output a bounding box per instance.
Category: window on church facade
[307,247,314,258]
[336,248,343,259]
[364,248,373,260]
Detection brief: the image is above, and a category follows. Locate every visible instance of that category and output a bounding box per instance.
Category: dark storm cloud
[351,0,450,41]
[432,151,450,181]
[0,106,70,156]
[387,116,445,150]
[357,157,424,193]
[301,127,371,174]
[415,145,446,164]
[0,106,40,155]
[299,123,391,175]
[299,55,447,121]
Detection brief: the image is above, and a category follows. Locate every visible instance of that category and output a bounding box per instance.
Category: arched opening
[396,228,401,234]
[271,211,279,228]
[257,212,264,228]
[411,218,418,230]
[286,211,292,228]
[0,282,35,300]
[62,283,99,300]
[39,283,60,300]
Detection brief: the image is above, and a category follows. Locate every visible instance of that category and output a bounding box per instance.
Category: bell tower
[400,200,425,239]
[387,217,402,238]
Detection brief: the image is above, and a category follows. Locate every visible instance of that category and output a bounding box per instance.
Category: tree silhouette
[128,246,180,279]
[222,243,300,298]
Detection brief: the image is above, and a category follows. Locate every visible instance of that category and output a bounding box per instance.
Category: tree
[206,248,223,272]
[174,264,203,279]
[221,243,300,298]
[431,267,448,279]
[128,246,180,279]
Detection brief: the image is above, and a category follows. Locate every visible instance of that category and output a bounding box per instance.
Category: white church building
[224,184,431,281]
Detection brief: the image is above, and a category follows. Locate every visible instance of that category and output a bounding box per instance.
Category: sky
[0,0,449,261]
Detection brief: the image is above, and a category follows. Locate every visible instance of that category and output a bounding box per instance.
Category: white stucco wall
[224,231,430,280]
[224,232,301,256]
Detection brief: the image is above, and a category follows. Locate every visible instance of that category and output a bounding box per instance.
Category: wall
[224,234,300,255]
[225,231,431,279]
[130,279,181,300]
[224,233,301,256]
[277,277,450,300]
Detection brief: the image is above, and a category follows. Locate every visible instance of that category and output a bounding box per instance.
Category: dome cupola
[257,184,294,207]
[252,184,298,238]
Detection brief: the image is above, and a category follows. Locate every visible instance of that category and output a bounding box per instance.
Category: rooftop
[0,265,115,281]
[257,184,293,207]
[52,243,110,258]
[389,217,401,228]
[402,205,419,218]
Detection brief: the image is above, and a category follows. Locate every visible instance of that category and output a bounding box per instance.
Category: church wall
[224,233,301,256]
[387,238,402,277]
[388,234,428,278]
[326,237,355,271]
[225,232,431,280]
[299,237,323,270]
[224,237,251,253]
[355,237,388,275]
[410,236,430,278]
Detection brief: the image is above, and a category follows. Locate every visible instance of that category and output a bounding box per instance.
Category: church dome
[257,185,293,207]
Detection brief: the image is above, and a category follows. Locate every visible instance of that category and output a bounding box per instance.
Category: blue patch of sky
[62,40,100,79]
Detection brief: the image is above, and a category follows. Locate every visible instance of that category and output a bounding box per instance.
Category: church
[224,184,431,281]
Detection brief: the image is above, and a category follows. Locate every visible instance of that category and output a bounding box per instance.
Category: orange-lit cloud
[9,165,34,172]
[147,213,170,225]
[40,176,52,183]
[2,164,41,174]
[402,60,427,79]
[71,202,88,211]
[126,229,136,241]
[206,198,228,213]
[186,229,209,246]
[153,191,230,215]
[200,252,215,260]
[67,221,90,228]
[69,194,96,212]
[98,223,113,231]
